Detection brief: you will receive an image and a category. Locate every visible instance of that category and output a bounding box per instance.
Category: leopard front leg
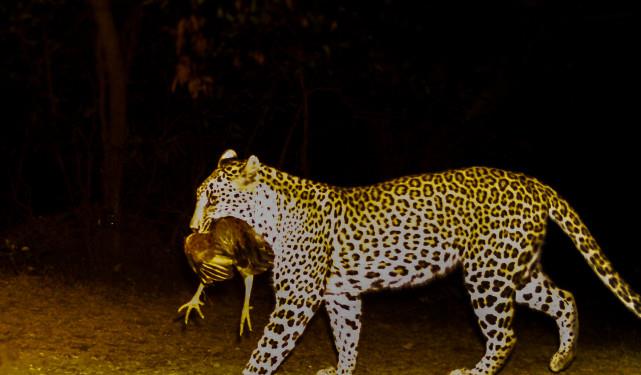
[242,290,322,375]
[320,292,362,375]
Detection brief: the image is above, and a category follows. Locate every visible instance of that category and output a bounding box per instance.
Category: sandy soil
[1,273,640,375]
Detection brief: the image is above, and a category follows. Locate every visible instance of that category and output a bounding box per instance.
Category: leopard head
[190,149,264,233]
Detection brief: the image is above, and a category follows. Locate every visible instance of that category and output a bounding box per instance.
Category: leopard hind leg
[516,266,578,372]
[449,266,519,375]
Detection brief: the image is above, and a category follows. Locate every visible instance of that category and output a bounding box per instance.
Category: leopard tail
[546,187,641,318]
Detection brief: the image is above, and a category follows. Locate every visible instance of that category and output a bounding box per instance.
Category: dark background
[1,0,639,316]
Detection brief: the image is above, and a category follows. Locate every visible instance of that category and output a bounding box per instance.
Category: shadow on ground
[1,273,640,374]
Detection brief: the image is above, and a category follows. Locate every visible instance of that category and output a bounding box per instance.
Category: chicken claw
[178,283,206,325]
[239,275,254,336]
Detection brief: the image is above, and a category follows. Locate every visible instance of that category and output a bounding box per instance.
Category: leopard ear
[218,149,237,167]
[237,155,260,190]
[244,155,260,175]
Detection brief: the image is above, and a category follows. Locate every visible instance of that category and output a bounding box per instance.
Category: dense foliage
[1,0,638,281]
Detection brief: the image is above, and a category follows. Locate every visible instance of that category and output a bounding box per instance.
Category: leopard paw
[549,350,575,373]
[316,366,337,375]
[448,368,471,375]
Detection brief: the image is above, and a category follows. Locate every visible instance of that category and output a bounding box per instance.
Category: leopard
[188,149,641,375]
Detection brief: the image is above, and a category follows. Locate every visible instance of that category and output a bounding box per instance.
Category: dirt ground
[1,273,640,375]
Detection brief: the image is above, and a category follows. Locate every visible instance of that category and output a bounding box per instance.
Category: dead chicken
[178,216,274,335]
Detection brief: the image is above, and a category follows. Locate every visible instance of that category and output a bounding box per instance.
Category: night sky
[1,0,639,346]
